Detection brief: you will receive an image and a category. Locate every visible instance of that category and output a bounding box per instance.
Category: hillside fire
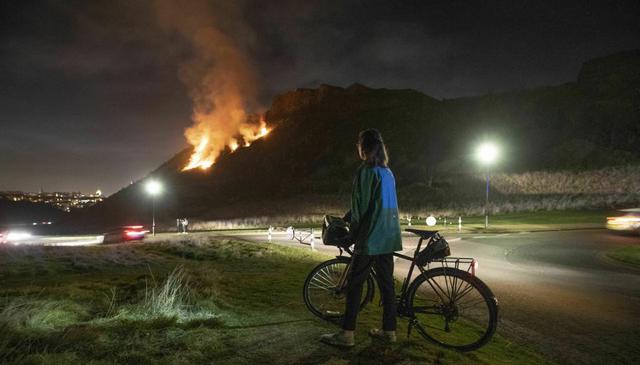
[182,116,272,171]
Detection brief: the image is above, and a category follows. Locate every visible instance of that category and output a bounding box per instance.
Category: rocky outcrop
[577,49,640,95]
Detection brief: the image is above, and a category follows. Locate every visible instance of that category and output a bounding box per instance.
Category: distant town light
[476,142,499,165]
[1,190,102,211]
[145,180,162,196]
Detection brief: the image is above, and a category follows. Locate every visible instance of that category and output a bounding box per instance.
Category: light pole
[475,142,499,229]
[145,180,162,236]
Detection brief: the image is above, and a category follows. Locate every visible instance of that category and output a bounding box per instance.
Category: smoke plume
[155,0,264,170]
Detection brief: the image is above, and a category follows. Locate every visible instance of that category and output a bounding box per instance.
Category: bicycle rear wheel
[408,267,498,351]
[303,257,374,323]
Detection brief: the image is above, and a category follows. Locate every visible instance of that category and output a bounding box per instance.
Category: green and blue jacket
[350,164,403,255]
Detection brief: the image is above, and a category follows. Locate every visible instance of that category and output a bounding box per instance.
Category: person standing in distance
[321,129,403,347]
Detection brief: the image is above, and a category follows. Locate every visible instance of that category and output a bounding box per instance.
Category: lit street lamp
[475,142,499,229]
[145,180,162,236]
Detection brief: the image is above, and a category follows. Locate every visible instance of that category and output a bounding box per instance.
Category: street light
[475,142,499,229]
[145,180,162,236]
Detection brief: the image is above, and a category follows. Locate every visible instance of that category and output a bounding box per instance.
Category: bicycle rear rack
[429,257,478,276]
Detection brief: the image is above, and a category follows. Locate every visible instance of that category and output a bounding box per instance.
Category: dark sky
[1,0,639,195]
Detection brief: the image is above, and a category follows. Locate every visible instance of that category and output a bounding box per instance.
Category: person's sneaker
[368,328,397,343]
[320,331,355,347]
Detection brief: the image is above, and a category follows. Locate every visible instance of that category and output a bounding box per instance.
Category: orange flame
[184,135,215,170]
[182,116,272,171]
[228,139,239,152]
[239,117,271,148]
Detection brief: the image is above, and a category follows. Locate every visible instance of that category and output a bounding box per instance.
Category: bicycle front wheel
[303,257,374,323]
[408,267,498,351]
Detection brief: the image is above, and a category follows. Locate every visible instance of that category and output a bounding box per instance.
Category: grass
[404,210,608,233]
[178,210,609,237]
[607,245,640,266]
[0,236,554,364]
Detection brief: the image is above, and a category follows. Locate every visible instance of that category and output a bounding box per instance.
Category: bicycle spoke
[304,260,368,322]
[428,276,451,304]
[317,266,336,283]
[308,283,334,290]
[452,271,466,300]
[312,270,337,288]
[410,269,496,351]
[457,297,487,310]
[442,268,453,301]
[453,282,474,302]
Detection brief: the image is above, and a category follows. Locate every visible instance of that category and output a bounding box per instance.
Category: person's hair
[358,129,389,167]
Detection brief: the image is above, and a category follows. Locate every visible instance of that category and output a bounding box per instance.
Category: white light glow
[7,231,32,241]
[476,142,499,165]
[425,216,437,227]
[145,180,162,196]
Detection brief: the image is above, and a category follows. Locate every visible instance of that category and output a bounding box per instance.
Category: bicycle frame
[334,233,478,312]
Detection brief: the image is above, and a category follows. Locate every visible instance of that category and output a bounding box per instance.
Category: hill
[66,50,640,231]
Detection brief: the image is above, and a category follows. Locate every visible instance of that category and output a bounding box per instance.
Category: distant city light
[0,190,103,211]
[145,180,162,196]
[476,142,499,165]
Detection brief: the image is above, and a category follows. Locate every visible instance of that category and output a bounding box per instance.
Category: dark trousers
[342,253,397,331]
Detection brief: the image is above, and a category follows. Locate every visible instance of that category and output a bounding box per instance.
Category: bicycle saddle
[405,229,439,239]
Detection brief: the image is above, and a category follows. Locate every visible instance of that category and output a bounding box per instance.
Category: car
[102,225,148,244]
[0,230,33,244]
[606,208,640,233]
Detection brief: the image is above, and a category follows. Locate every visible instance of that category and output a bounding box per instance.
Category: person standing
[321,129,403,347]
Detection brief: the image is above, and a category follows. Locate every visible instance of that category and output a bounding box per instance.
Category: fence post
[310,228,315,251]
[268,226,273,242]
[458,216,462,232]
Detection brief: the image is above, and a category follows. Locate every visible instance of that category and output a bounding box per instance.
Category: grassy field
[607,245,640,267]
[0,236,553,364]
[405,209,608,233]
[184,209,608,235]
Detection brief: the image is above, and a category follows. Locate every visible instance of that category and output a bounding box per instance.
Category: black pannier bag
[415,236,451,266]
[322,215,351,247]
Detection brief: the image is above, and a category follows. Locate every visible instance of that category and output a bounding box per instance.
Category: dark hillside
[66,50,640,230]
[443,50,640,171]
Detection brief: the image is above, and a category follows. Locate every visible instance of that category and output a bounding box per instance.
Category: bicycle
[302,228,499,351]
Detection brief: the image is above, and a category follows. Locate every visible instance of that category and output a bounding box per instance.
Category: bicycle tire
[303,257,375,323]
[408,267,498,351]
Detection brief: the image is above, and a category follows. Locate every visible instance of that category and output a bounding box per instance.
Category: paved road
[221,229,640,365]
